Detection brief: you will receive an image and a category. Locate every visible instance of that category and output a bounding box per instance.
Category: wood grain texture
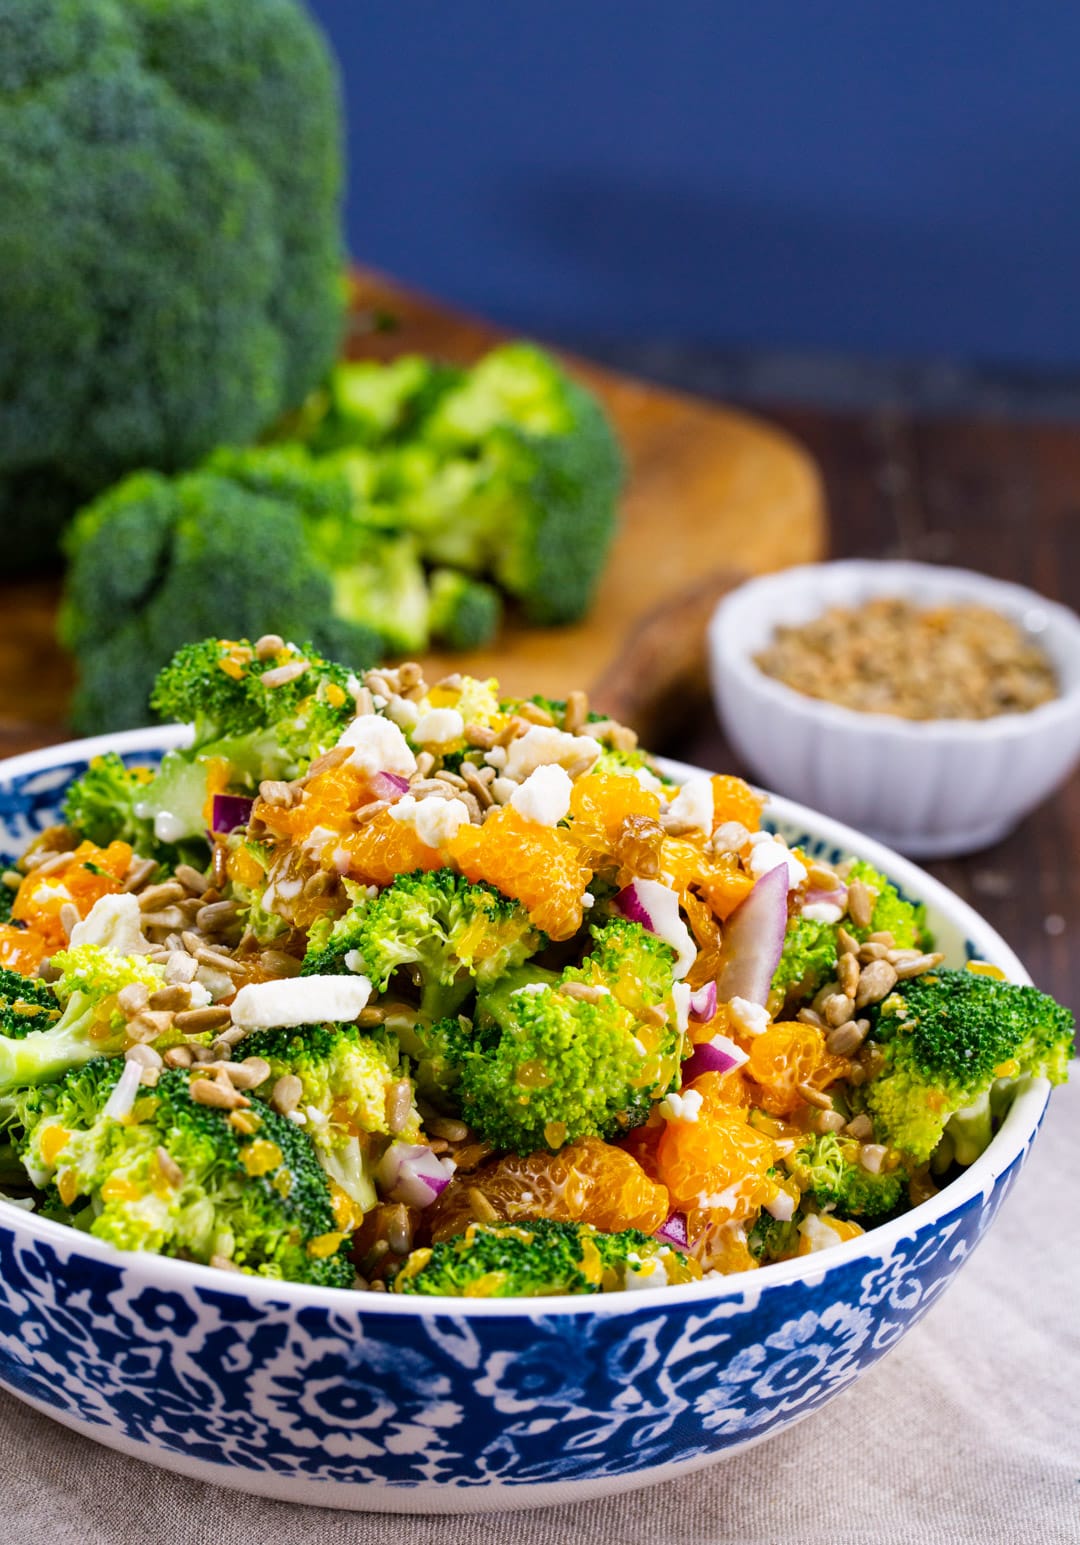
[0,267,826,756]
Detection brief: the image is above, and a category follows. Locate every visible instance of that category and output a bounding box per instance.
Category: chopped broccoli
[391,1218,699,1296]
[747,1210,801,1264]
[0,946,164,1096]
[1,0,345,572]
[302,869,543,1021]
[787,1132,909,1220]
[239,1021,420,1217]
[0,886,13,927]
[458,920,681,1153]
[61,754,157,852]
[0,969,61,1039]
[18,1060,351,1286]
[427,568,503,651]
[772,916,840,1001]
[861,968,1074,1163]
[846,861,928,949]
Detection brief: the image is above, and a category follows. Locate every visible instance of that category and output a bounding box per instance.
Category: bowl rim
[0,728,1051,1319]
[709,558,1080,743]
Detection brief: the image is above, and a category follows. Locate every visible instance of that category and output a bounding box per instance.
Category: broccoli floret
[0,886,13,927]
[747,1211,801,1264]
[846,861,927,949]
[0,946,165,1096]
[302,869,543,1021]
[787,1132,909,1220]
[861,968,1074,1163]
[239,1021,420,1217]
[427,568,502,651]
[0,0,345,572]
[0,969,61,1039]
[391,1218,699,1297]
[61,474,381,734]
[17,1061,351,1286]
[772,916,840,1001]
[459,920,681,1153]
[61,754,156,851]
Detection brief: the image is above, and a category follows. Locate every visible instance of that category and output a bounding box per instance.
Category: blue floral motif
[0,739,1046,1502]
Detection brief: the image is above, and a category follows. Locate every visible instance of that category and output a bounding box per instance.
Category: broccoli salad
[0,636,1072,1296]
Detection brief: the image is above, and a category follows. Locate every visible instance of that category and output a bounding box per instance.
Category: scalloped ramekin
[0,729,1057,1511]
[708,560,1080,857]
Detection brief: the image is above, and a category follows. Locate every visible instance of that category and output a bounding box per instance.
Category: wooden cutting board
[0,268,826,757]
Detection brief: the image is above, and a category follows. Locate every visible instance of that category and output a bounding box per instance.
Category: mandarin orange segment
[657,1107,777,1220]
[448,806,591,940]
[0,923,49,974]
[12,840,133,949]
[336,809,444,887]
[567,774,661,870]
[711,774,763,832]
[746,1022,849,1116]
[661,838,754,922]
[428,1137,670,1243]
[684,1214,760,1274]
[257,764,372,842]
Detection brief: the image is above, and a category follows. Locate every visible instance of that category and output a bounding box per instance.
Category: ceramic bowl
[0,730,1054,1513]
[708,560,1080,857]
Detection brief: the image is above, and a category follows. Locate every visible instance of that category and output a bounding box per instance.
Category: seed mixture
[0,635,1070,1296]
[754,597,1058,720]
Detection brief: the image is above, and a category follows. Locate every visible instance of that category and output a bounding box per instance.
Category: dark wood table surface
[668,406,1080,1014]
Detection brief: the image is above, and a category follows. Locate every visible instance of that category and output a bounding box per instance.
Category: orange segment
[711,774,763,832]
[567,773,662,872]
[428,1137,670,1242]
[0,923,49,974]
[257,764,372,843]
[12,840,133,949]
[336,808,443,886]
[448,805,591,941]
[745,1022,850,1116]
[657,1105,777,1221]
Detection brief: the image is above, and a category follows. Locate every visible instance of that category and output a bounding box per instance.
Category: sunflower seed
[260,660,308,689]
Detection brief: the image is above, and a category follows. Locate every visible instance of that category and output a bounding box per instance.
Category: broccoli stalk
[861,968,1075,1164]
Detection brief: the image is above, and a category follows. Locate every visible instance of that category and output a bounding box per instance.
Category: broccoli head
[0,968,61,1040]
[60,472,382,734]
[391,1218,700,1296]
[18,1060,352,1286]
[861,967,1074,1163]
[238,1021,421,1219]
[786,1132,909,1220]
[427,568,503,651]
[0,0,345,572]
[746,1209,801,1265]
[846,861,928,949]
[302,869,543,1020]
[458,920,681,1153]
[61,753,163,855]
[772,916,841,1002]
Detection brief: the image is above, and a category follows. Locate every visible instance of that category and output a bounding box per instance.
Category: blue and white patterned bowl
[0,731,1052,1512]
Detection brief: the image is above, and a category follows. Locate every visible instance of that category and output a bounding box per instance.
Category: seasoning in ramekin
[754,597,1058,720]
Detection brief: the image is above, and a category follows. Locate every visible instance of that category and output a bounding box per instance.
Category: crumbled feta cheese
[230,974,372,1029]
[664,775,714,835]
[501,726,601,783]
[301,824,338,861]
[620,879,696,979]
[625,1256,669,1290]
[330,846,352,875]
[633,766,665,792]
[798,1214,847,1253]
[412,707,465,746]
[485,744,508,769]
[659,1088,703,1124]
[509,764,573,826]
[582,891,595,908]
[491,777,517,804]
[511,982,550,997]
[748,834,807,889]
[69,894,152,955]
[336,714,417,779]
[764,1189,796,1222]
[802,901,844,924]
[343,949,365,975]
[728,996,770,1037]
[385,695,420,731]
[389,793,471,848]
[671,980,692,1033]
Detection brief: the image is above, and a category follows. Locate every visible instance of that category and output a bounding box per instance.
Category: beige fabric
[0,1078,1076,1545]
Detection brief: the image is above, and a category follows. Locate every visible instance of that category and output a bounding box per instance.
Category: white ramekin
[708,560,1080,857]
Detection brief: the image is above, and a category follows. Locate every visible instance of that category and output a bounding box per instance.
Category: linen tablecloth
[1,1078,1075,1545]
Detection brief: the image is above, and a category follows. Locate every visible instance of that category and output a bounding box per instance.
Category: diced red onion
[371,771,410,802]
[375,1141,454,1208]
[716,864,789,1007]
[688,981,717,1022]
[211,793,254,835]
[615,879,696,978]
[804,885,847,911]
[681,1032,749,1085]
[103,1059,143,1123]
[655,1211,689,1251]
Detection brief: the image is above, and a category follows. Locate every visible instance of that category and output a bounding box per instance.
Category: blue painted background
[309,2,1078,367]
